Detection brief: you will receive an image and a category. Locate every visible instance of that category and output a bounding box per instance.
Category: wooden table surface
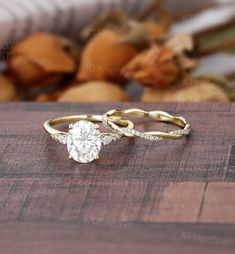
[0,102,234,254]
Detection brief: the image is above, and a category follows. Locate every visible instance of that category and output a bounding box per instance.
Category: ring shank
[44,115,133,136]
[105,109,191,139]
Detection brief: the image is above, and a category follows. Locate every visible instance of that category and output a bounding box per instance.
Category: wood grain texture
[0,222,234,254]
[0,102,234,254]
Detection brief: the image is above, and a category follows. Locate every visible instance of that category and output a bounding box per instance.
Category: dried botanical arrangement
[0,0,234,102]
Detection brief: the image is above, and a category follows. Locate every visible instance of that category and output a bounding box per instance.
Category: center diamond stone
[67,120,102,163]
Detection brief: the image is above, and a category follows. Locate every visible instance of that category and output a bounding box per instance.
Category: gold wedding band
[103,108,191,140]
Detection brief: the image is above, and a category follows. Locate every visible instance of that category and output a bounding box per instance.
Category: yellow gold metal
[44,114,135,163]
[44,114,134,137]
[103,109,192,140]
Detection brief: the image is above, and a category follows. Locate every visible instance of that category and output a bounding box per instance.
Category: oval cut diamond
[67,120,102,163]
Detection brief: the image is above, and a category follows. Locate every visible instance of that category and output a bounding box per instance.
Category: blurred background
[0,0,235,103]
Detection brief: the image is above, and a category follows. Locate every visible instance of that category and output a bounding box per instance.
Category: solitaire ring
[103,109,191,141]
[44,115,134,163]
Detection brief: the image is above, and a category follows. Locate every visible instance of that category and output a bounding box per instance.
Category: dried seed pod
[0,74,17,101]
[122,45,179,88]
[9,33,76,87]
[77,30,138,82]
[142,78,230,102]
[58,81,129,102]
[10,56,47,85]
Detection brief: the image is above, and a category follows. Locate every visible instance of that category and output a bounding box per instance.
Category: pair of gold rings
[44,109,191,164]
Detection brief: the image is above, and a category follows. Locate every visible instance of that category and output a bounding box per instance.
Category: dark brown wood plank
[0,179,234,224]
[199,183,235,223]
[0,222,234,254]
[0,103,234,182]
[0,102,234,254]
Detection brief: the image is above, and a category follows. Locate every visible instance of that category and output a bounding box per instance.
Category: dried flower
[164,33,197,71]
[177,55,198,71]
[120,20,167,48]
[142,77,230,102]
[0,75,17,101]
[122,45,179,88]
[77,30,138,82]
[58,81,129,102]
[165,33,194,54]
[143,21,167,40]
[10,33,76,87]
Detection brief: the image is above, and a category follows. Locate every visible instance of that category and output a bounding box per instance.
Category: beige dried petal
[178,54,198,70]
[59,81,129,102]
[142,79,229,102]
[165,33,194,54]
[0,75,17,101]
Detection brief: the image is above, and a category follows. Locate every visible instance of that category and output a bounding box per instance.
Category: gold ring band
[44,115,134,163]
[44,109,191,164]
[103,109,191,141]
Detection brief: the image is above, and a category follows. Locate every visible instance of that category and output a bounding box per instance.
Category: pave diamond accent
[122,128,163,141]
[102,113,190,141]
[101,133,121,145]
[67,120,102,163]
[169,129,191,135]
[51,133,68,144]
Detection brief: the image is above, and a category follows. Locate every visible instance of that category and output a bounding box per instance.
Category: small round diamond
[67,120,102,163]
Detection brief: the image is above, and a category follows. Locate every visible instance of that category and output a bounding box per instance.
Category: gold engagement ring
[44,115,134,163]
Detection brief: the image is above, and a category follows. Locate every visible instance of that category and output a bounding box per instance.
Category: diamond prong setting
[51,120,122,163]
[66,120,102,163]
